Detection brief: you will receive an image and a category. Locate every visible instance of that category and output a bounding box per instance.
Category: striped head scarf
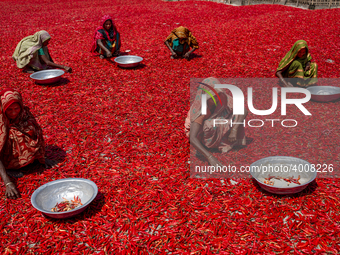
[277,40,312,71]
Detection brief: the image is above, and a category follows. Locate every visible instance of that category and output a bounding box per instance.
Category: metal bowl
[30,69,65,85]
[307,86,340,102]
[31,178,98,219]
[114,55,143,68]
[250,156,317,195]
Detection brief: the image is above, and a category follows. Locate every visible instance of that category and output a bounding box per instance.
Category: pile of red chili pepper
[264,175,301,186]
[1,0,340,253]
[51,196,82,212]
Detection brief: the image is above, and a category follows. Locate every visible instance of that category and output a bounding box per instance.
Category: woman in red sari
[0,89,46,199]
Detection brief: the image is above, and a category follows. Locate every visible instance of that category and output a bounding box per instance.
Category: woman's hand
[228,128,238,143]
[183,52,191,59]
[279,78,293,87]
[171,52,178,58]
[106,51,112,58]
[64,66,72,73]
[285,81,294,87]
[208,155,224,168]
[305,62,311,72]
[5,183,20,199]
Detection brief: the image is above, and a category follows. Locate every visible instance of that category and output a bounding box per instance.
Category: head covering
[0,89,22,153]
[0,88,22,113]
[277,40,311,71]
[12,30,51,69]
[189,78,233,123]
[184,77,246,152]
[90,15,118,53]
[0,89,45,169]
[165,26,199,49]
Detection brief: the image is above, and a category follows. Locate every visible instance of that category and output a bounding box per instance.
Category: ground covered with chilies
[1,0,340,253]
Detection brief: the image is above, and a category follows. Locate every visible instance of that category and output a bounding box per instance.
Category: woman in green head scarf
[12,31,72,73]
[276,40,317,87]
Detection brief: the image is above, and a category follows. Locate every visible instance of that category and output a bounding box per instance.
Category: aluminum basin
[250,156,316,195]
[114,55,143,68]
[31,178,98,219]
[307,86,340,102]
[30,69,64,85]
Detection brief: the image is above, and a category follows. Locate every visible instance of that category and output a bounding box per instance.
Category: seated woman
[0,89,46,199]
[12,30,72,73]
[91,15,121,59]
[185,78,247,167]
[165,26,199,60]
[276,40,317,87]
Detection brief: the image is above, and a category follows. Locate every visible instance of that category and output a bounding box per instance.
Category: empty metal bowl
[31,178,98,219]
[307,86,340,102]
[114,55,143,68]
[30,69,65,85]
[250,156,317,195]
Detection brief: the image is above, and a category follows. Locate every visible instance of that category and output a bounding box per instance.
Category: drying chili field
[1,0,340,253]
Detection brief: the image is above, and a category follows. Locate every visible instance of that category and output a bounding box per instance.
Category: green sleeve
[38,48,45,55]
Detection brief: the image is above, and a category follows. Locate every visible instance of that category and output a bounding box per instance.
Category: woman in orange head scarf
[164,26,199,60]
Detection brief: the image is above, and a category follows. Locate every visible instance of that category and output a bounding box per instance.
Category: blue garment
[38,48,45,55]
[106,40,113,49]
[172,39,189,53]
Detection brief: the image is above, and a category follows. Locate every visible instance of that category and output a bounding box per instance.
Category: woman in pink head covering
[0,89,47,199]
[91,15,121,59]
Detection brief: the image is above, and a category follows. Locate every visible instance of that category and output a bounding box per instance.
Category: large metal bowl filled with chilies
[31,178,98,219]
[30,69,65,85]
[114,55,143,68]
[307,86,340,102]
[250,156,317,195]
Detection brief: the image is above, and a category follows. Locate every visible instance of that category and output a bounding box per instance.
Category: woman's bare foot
[6,170,24,178]
[45,158,58,169]
[99,55,105,59]
[23,67,35,74]
[227,128,238,143]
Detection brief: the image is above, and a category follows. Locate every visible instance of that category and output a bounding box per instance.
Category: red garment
[90,15,119,54]
[0,89,45,169]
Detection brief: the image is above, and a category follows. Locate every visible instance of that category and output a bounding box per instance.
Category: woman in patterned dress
[0,89,46,199]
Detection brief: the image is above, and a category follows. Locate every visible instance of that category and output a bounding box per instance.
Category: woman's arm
[275,65,293,87]
[184,48,196,59]
[40,55,72,73]
[164,41,177,58]
[190,122,223,167]
[97,39,112,58]
[0,160,20,199]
